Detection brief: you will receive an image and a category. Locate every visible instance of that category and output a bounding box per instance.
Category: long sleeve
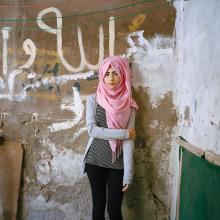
[86,94,129,140]
[122,108,136,185]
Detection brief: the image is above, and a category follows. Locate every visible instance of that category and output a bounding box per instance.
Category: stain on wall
[123,89,177,220]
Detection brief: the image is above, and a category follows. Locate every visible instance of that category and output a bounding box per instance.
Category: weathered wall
[170,0,220,219]
[0,0,177,219]
[175,0,220,152]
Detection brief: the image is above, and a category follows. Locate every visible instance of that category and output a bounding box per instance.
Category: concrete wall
[170,0,220,219]
[175,0,220,152]
[0,1,177,219]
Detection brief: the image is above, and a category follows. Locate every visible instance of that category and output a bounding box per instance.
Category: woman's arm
[86,94,129,140]
[122,108,136,186]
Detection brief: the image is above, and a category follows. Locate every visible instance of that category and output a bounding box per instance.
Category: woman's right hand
[128,128,136,140]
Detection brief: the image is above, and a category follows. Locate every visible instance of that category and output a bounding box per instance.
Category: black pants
[86,163,124,220]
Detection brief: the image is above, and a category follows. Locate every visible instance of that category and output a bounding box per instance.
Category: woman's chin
[107,85,116,89]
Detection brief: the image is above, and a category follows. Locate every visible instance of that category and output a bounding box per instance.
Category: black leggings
[86,163,124,220]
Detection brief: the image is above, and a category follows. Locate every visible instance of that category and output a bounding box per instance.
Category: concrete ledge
[178,137,220,167]
[178,138,204,157]
[205,150,220,167]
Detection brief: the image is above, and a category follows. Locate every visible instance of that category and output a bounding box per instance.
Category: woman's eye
[105,73,110,77]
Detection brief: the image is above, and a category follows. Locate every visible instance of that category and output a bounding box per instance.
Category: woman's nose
[109,73,114,80]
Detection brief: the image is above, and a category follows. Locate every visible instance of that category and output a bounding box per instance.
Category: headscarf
[96,56,138,162]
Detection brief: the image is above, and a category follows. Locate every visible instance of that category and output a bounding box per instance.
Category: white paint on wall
[8,69,23,95]
[149,119,159,129]
[109,16,115,56]
[2,28,11,78]
[0,113,10,121]
[124,30,174,104]
[37,7,105,72]
[1,37,36,100]
[168,130,179,220]
[0,78,4,93]
[36,156,52,185]
[7,39,35,97]
[0,94,11,100]
[0,68,93,101]
[19,39,36,69]
[48,87,84,132]
[122,30,179,220]
[60,97,75,112]
[31,113,39,121]
[174,0,220,153]
[71,127,87,142]
[55,70,94,83]
[169,1,220,219]
[37,7,82,72]
[49,119,76,132]
[25,70,94,92]
[77,25,104,70]
[0,7,115,101]
[36,138,84,186]
[27,71,36,79]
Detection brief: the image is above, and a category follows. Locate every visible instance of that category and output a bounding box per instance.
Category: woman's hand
[128,128,136,140]
[122,184,129,192]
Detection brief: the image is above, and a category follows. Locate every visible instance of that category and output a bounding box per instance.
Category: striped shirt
[85,103,123,169]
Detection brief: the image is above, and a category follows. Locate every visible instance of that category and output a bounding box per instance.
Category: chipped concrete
[174,0,220,152]
[36,138,84,186]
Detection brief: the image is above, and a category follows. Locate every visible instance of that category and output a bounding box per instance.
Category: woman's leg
[86,163,107,220]
[107,168,124,220]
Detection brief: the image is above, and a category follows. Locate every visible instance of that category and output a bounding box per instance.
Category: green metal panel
[179,146,220,220]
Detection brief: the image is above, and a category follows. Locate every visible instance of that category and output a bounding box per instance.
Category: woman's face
[104,67,121,89]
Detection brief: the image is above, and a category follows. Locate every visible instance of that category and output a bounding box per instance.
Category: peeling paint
[174,0,220,153]
[125,30,174,105]
[149,120,159,129]
[36,139,84,186]
[25,70,94,93]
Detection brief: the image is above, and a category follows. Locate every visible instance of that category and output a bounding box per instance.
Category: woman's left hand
[122,184,129,192]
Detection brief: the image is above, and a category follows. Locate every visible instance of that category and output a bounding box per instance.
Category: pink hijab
[96,56,138,162]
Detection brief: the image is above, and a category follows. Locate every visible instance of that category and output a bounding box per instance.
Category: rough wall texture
[175,0,220,152]
[123,90,177,220]
[0,0,177,219]
[169,1,220,219]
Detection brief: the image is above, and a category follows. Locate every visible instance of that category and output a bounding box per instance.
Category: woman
[83,56,138,220]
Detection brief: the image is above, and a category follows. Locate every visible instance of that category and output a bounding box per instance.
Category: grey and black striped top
[85,103,123,169]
